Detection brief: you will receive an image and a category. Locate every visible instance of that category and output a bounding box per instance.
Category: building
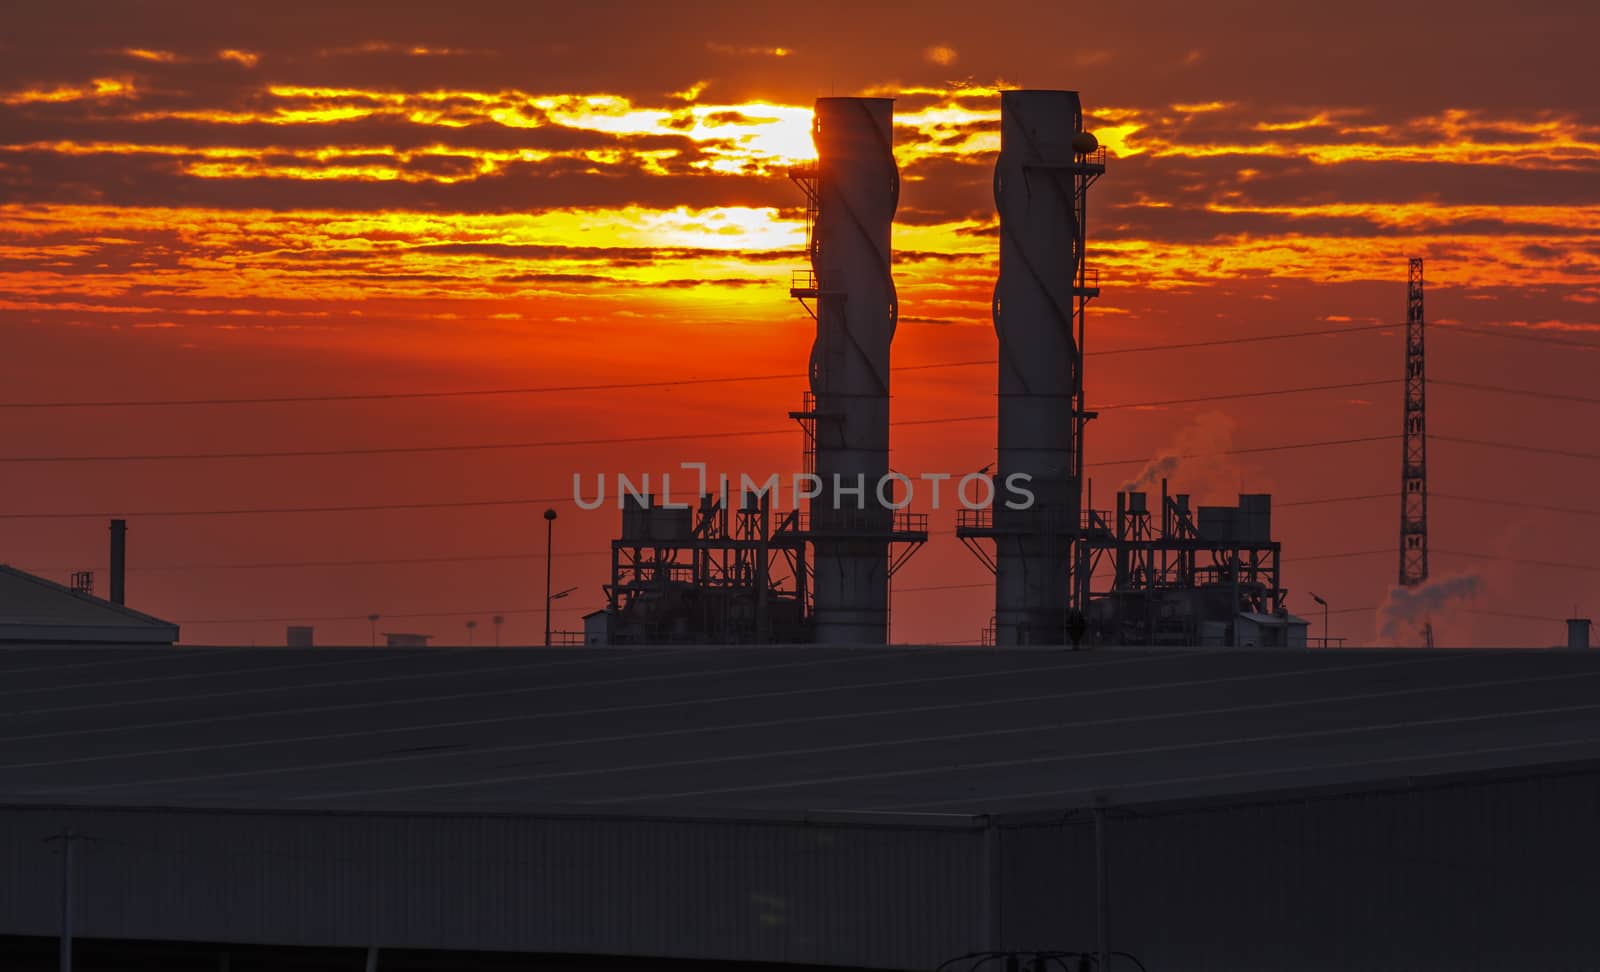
[382,632,432,647]
[0,564,178,644]
[2,643,1600,970]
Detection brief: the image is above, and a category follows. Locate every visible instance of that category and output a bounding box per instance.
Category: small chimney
[1569,618,1592,651]
[109,518,126,605]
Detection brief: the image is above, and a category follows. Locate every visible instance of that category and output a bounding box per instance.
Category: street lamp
[367,613,379,648]
[493,614,504,648]
[1310,592,1329,649]
[543,508,557,647]
[465,619,477,647]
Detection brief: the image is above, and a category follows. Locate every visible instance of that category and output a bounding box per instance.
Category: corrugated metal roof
[0,565,179,643]
[3,643,1599,815]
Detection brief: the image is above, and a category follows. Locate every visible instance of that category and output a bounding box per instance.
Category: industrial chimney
[986,90,1103,645]
[109,518,127,605]
[791,97,918,644]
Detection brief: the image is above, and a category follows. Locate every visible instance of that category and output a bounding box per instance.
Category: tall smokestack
[109,518,126,605]
[808,97,897,644]
[991,90,1099,645]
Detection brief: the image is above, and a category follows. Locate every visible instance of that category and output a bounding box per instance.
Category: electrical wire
[1434,493,1600,519]
[25,551,611,572]
[0,497,572,521]
[0,324,1404,410]
[178,604,593,626]
[0,420,1399,465]
[1435,549,1600,574]
[1448,324,1600,351]
[1434,434,1600,464]
[1434,379,1600,407]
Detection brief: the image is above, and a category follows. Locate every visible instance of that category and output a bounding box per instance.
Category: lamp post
[465,619,477,647]
[367,613,379,648]
[493,614,504,647]
[1310,592,1329,648]
[543,508,557,647]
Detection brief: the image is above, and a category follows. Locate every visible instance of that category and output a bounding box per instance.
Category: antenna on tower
[1400,258,1431,644]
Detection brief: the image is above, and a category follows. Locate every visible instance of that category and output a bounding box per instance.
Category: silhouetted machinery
[1077,485,1304,648]
[599,493,811,645]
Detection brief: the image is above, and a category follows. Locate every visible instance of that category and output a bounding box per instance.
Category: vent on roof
[70,571,94,596]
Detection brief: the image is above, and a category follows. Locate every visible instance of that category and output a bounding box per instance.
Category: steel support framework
[1400,258,1429,588]
[604,494,810,645]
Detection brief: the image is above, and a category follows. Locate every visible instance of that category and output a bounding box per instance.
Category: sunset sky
[2,0,1597,647]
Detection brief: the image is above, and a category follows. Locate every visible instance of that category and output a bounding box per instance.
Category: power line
[1434,379,1600,407]
[0,361,988,410]
[76,544,1588,578]
[1276,491,1600,520]
[24,551,611,573]
[18,500,1411,578]
[1296,549,1390,561]
[1434,434,1600,464]
[0,426,823,463]
[1095,378,1394,412]
[1448,324,1600,351]
[1089,322,1398,356]
[1436,549,1600,574]
[1434,493,1600,519]
[179,604,593,626]
[0,467,1405,525]
[1277,493,1395,508]
[0,497,572,521]
[0,322,1584,415]
[0,325,1404,410]
[1087,434,1394,469]
[3,484,1586,531]
[0,411,1398,464]
[1467,608,1568,623]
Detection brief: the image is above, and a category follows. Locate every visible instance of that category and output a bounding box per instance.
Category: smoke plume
[1119,411,1241,501]
[1378,573,1484,642]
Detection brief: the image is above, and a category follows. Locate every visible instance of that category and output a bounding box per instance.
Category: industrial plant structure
[954,90,1304,648]
[593,97,927,646]
[592,90,1302,649]
[1081,487,1301,648]
[600,492,810,644]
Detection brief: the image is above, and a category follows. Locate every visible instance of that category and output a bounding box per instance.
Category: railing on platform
[956,507,1111,534]
[782,509,928,537]
[790,269,819,296]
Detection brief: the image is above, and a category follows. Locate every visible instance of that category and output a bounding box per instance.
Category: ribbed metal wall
[6,767,1600,970]
[995,767,1600,971]
[0,807,987,969]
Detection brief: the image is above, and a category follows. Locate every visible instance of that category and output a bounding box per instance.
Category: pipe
[109,519,126,605]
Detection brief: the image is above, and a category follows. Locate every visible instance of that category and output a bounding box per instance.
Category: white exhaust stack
[992,90,1101,645]
[807,97,898,644]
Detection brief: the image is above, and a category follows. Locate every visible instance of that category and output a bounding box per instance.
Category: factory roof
[0,565,180,644]
[1,643,1598,818]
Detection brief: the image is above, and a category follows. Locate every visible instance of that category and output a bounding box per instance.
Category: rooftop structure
[1,644,1599,969]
